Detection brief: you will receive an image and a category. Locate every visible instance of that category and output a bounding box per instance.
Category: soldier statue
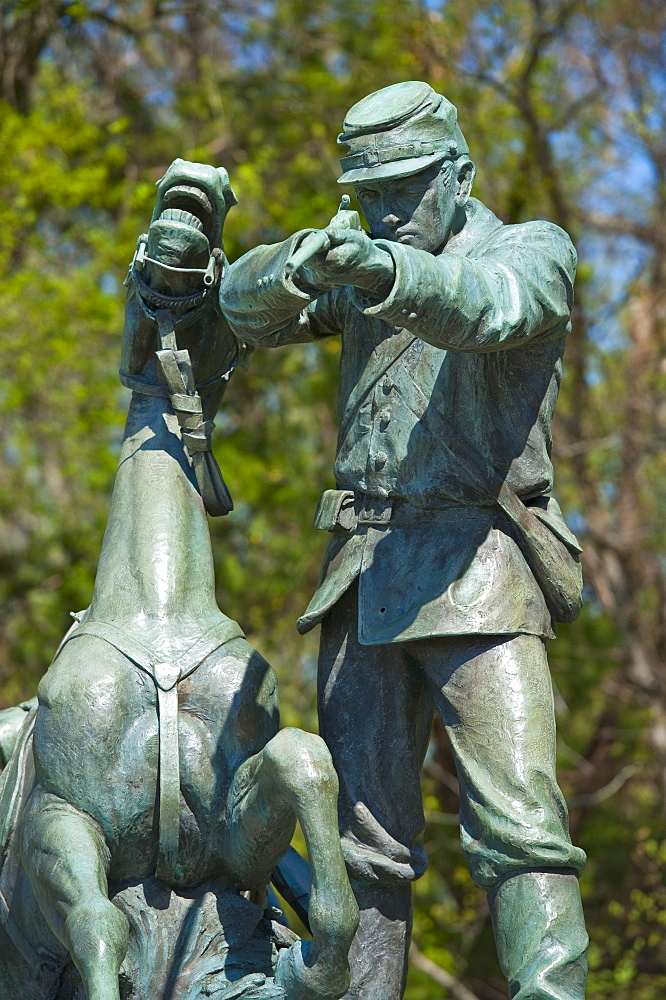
[220,81,589,1000]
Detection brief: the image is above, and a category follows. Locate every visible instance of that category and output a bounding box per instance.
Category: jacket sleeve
[219,232,343,347]
[354,221,577,352]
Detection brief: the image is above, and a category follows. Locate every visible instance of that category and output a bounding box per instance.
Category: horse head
[120,158,239,398]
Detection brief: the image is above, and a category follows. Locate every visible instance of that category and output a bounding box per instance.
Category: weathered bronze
[219,81,589,1000]
[0,160,358,1000]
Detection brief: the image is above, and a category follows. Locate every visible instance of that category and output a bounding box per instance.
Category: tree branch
[569,764,640,807]
[409,943,481,1000]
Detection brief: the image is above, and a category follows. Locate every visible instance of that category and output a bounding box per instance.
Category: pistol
[284,195,361,278]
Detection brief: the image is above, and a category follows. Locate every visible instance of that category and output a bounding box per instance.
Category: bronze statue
[0,160,358,1000]
[219,81,589,1000]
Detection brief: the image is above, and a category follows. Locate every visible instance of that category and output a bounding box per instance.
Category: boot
[489,871,588,1000]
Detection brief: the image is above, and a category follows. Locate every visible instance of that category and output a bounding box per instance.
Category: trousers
[317,582,587,1000]
[318,582,585,890]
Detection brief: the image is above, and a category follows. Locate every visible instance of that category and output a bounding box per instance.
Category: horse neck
[88,391,222,639]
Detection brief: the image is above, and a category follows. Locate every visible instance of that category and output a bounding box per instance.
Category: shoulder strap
[426,414,583,621]
[420,411,547,529]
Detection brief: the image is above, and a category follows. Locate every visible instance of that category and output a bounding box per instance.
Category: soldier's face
[355,161,457,253]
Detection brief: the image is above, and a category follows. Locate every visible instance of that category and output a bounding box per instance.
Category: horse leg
[21,787,129,1000]
[224,727,359,1000]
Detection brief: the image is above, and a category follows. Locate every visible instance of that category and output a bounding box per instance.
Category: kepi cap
[337,81,468,185]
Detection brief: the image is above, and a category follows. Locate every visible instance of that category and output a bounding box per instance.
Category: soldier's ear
[454,158,476,207]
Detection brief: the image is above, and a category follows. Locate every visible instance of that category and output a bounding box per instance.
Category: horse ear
[216,166,238,211]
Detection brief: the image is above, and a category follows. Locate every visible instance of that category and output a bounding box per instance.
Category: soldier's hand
[298,227,395,298]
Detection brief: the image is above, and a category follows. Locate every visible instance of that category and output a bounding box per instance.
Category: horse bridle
[120,244,240,517]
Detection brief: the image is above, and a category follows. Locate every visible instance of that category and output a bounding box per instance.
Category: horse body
[33,389,278,889]
[0,160,358,1000]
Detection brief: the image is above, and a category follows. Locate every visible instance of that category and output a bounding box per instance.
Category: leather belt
[313,489,476,535]
[313,489,397,534]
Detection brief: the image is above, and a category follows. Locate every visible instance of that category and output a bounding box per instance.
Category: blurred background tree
[0,0,664,997]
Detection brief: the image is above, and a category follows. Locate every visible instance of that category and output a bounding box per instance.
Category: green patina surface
[219,81,588,1000]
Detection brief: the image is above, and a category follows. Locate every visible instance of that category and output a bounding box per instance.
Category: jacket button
[381,378,393,395]
[378,408,391,429]
[374,451,388,470]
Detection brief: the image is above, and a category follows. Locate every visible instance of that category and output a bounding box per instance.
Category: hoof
[274,942,311,1000]
[274,941,349,1000]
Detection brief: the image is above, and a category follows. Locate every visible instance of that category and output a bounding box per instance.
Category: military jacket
[220,199,579,644]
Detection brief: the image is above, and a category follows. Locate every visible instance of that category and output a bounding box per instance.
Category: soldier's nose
[382,214,401,227]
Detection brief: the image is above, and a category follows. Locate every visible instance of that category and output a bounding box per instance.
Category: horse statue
[0,159,358,1000]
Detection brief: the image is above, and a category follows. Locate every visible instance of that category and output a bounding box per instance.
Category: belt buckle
[358,497,393,526]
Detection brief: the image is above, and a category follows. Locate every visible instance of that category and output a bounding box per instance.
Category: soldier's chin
[397,232,428,248]
[372,228,429,249]
[371,229,402,243]
[397,232,440,252]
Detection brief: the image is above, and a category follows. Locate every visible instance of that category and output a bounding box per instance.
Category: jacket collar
[442,197,503,258]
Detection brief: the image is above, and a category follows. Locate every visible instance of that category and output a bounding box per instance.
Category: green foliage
[0,1,664,997]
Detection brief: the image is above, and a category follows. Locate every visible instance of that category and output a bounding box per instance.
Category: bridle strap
[121,264,238,516]
[154,309,234,516]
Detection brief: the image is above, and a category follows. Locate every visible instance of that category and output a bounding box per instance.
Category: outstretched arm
[271,221,576,354]
[220,233,349,347]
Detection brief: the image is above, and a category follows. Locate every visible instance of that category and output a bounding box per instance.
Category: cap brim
[337,152,450,185]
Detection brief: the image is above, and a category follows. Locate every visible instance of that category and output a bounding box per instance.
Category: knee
[264,728,338,796]
[22,788,108,859]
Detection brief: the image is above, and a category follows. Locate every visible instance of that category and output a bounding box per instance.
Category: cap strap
[340,136,459,172]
